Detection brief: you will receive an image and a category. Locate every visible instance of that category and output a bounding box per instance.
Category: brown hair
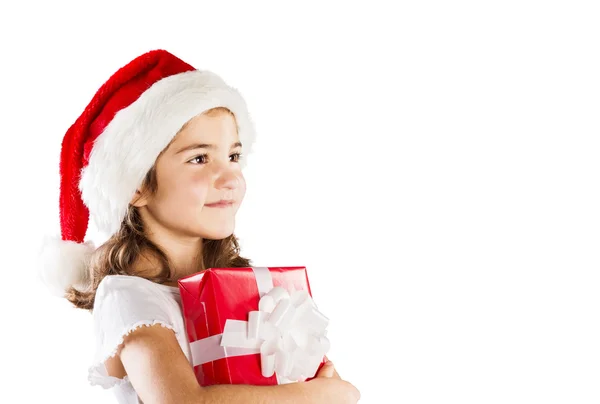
[66,107,251,310]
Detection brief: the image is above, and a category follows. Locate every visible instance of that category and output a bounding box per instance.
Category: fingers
[316,360,335,378]
[323,356,341,379]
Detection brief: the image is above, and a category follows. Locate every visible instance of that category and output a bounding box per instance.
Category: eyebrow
[175,141,243,154]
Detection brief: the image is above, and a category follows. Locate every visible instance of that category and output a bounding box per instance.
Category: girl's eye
[189,154,208,164]
[189,153,242,164]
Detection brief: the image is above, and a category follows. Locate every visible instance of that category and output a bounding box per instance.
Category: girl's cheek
[187,178,209,203]
[237,174,247,199]
[189,181,210,203]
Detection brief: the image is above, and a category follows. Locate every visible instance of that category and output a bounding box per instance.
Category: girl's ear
[130,189,149,207]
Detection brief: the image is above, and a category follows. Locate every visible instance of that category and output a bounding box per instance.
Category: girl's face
[135,110,246,240]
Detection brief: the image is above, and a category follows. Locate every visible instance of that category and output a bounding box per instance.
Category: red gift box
[178,266,330,386]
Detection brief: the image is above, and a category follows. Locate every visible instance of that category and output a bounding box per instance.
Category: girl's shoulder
[96,274,178,298]
[91,274,182,352]
[89,275,185,390]
[94,274,180,315]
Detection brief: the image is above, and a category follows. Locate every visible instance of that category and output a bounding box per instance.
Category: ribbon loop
[221,282,330,382]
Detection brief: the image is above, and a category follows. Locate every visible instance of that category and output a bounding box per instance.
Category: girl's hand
[303,360,361,403]
[323,355,342,379]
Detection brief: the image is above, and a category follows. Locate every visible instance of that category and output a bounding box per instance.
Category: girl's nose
[213,165,240,190]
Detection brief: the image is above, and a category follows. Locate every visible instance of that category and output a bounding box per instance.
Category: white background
[1,1,599,403]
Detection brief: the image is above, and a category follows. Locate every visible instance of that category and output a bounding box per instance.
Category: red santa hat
[37,49,256,296]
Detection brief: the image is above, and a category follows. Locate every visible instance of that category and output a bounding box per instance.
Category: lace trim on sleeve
[88,320,176,389]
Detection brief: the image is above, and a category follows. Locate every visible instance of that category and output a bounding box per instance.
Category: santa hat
[37,49,256,297]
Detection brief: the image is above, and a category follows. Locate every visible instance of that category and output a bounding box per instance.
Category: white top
[88,275,192,404]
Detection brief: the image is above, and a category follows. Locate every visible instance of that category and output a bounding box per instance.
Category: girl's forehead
[167,112,239,150]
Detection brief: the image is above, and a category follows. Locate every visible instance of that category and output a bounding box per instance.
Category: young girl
[38,49,360,404]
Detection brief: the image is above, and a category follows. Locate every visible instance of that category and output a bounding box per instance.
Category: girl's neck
[166,240,205,280]
[131,236,205,285]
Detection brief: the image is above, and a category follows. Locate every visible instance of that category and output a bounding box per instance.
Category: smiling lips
[205,200,234,208]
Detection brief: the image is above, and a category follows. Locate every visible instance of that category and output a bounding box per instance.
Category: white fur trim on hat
[79,69,256,238]
[37,236,95,297]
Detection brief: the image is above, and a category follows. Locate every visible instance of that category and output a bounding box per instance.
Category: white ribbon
[189,267,330,384]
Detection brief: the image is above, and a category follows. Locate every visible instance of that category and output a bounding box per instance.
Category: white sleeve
[87,275,176,389]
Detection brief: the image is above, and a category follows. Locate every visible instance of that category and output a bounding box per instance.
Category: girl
[38,49,360,404]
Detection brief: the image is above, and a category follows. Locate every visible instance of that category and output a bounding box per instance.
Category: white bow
[220,285,330,383]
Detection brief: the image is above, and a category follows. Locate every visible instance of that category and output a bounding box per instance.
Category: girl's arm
[118,324,359,404]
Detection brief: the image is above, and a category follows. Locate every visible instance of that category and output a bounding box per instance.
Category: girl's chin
[198,227,235,240]
[188,216,236,239]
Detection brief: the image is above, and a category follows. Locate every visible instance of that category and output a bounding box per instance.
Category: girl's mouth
[205,200,234,208]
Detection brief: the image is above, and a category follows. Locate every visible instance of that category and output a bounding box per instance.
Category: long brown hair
[66,107,251,310]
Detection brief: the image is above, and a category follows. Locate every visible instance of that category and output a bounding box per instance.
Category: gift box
[178,266,330,386]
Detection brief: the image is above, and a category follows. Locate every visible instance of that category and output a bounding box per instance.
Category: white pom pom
[36,235,96,297]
